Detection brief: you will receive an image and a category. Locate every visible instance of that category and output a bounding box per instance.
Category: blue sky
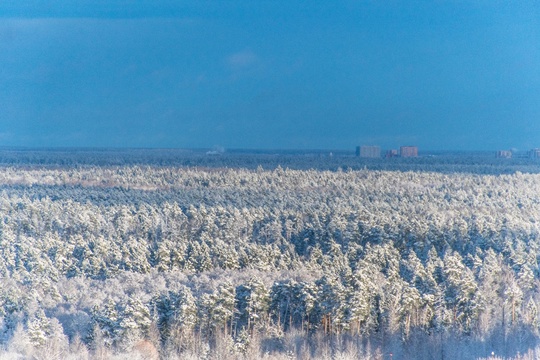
[1,1,539,150]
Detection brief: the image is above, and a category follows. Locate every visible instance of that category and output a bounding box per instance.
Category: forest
[0,150,539,359]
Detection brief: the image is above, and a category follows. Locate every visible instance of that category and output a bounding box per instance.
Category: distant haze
[1,1,539,150]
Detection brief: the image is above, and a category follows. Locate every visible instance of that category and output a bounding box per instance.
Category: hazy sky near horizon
[1,1,539,150]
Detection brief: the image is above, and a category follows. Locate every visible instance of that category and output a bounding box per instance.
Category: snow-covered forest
[1,151,540,359]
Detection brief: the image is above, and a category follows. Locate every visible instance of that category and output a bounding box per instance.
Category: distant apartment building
[400,146,418,158]
[529,148,540,158]
[357,145,381,158]
[496,150,512,159]
[385,149,399,158]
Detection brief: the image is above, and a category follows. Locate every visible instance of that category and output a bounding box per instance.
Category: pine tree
[235,277,270,332]
[442,251,482,333]
[117,297,152,350]
[90,299,120,347]
[315,275,346,334]
[27,308,51,347]
[153,285,197,341]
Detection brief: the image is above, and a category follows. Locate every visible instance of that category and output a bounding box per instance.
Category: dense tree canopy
[0,154,539,358]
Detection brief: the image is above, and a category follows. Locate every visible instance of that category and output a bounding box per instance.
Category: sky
[0,1,539,151]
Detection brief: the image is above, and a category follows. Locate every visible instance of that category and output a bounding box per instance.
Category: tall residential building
[529,149,540,158]
[400,146,418,158]
[385,149,399,158]
[358,145,381,158]
[496,150,512,159]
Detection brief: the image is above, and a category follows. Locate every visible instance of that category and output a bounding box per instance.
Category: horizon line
[0,146,531,153]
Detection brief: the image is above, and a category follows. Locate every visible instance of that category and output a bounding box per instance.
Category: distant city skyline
[1,1,539,151]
